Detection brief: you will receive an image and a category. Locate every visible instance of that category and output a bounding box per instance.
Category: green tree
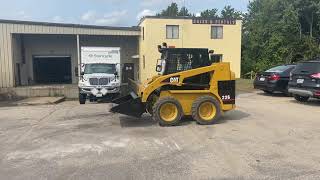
[156,2,179,16]
[156,3,192,17]
[242,0,320,77]
[178,6,192,16]
[157,3,242,19]
[293,0,320,38]
[200,9,219,18]
[221,5,243,19]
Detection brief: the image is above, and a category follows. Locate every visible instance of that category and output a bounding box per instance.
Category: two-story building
[139,16,242,81]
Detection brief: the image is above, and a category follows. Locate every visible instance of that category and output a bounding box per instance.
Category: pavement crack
[8,105,61,147]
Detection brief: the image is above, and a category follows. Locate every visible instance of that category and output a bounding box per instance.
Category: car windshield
[266,65,294,73]
[293,62,320,74]
[84,64,116,74]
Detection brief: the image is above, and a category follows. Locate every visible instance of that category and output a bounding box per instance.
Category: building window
[211,26,223,39]
[143,55,146,69]
[210,54,223,63]
[166,25,179,39]
[142,27,145,40]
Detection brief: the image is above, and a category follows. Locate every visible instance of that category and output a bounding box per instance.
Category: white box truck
[78,47,121,104]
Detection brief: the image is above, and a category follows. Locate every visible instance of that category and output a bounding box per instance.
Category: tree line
[156,2,242,19]
[155,1,320,77]
[242,0,320,77]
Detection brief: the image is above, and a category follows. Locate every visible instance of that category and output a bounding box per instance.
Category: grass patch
[236,79,255,93]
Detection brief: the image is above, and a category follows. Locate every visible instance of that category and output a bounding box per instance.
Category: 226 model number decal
[221,95,231,100]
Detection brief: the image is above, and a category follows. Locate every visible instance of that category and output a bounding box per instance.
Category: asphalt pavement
[0,91,319,179]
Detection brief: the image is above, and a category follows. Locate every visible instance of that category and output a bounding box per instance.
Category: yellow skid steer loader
[111,44,236,126]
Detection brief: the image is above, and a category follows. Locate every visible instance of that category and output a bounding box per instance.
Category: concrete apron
[0,84,78,99]
[0,84,131,100]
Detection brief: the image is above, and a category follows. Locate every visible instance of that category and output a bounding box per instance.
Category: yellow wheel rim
[198,102,216,121]
[159,103,178,122]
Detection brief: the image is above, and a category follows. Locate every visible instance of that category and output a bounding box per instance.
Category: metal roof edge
[0,19,141,31]
[138,16,242,25]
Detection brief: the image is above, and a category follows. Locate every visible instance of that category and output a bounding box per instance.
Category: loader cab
[156,45,211,76]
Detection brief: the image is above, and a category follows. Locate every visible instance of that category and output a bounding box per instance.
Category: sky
[0,0,250,27]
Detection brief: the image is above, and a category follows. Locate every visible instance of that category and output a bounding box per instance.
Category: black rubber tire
[153,97,183,126]
[79,94,87,104]
[294,95,309,102]
[192,96,221,125]
[146,94,158,116]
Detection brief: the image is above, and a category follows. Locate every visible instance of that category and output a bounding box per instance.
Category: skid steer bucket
[110,92,146,118]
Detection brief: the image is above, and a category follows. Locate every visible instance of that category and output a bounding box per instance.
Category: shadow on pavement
[0,98,26,107]
[289,99,320,107]
[120,115,158,128]
[256,92,290,98]
[119,109,250,128]
[217,110,251,124]
[0,101,19,107]
[120,115,196,128]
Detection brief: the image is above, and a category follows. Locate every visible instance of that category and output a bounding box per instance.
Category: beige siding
[12,34,23,86]
[0,24,3,87]
[0,21,140,87]
[7,25,14,87]
[0,23,14,87]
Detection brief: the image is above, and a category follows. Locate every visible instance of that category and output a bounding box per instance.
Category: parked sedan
[288,60,320,102]
[254,65,296,95]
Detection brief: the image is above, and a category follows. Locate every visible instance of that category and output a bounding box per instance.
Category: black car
[288,60,320,102]
[254,65,296,95]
